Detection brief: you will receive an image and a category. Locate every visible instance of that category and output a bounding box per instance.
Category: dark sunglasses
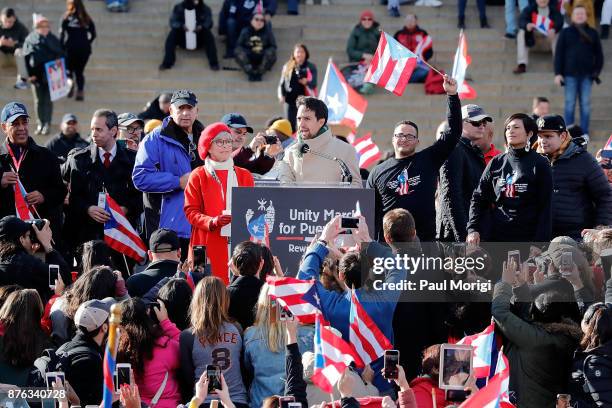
[361,17,373,21]
[466,119,488,127]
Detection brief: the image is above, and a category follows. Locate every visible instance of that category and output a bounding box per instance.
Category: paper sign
[184,9,197,50]
[44,58,70,101]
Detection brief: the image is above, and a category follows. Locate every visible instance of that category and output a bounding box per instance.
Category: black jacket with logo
[468,147,553,242]
[61,143,143,247]
[366,94,462,242]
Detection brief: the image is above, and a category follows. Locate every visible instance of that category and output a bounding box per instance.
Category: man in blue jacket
[297,213,409,395]
[132,89,205,254]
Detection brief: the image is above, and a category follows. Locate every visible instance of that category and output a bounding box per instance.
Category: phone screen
[46,372,65,389]
[278,396,296,408]
[341,217,359,229]
[383,350,399,379]
[206,365,221,393]
[193,246,206,269]
[269,298,278,322]
[49,264,60,288]
[114,365,131,391]
[507,250,521,269]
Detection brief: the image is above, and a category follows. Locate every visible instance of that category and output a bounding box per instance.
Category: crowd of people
[1,0,612,408]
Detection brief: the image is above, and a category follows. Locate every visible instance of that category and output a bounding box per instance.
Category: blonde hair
[250,284,286,353]
[190,277,231,346]
[282,44,309,82]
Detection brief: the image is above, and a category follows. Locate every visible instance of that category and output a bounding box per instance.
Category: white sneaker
[321,0,330,5]
[306,0,314,4]
[425,0,443,6]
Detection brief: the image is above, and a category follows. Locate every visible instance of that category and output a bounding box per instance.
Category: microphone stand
[300,144,353,184]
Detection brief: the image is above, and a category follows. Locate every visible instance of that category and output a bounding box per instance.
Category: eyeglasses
[393,133,418,141]
[361,17,373,21]
[121,126,143,135]
[466,120,488,128]
[213,139,233,147]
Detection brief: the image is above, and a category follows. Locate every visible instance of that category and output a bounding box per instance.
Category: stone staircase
[1,0,611,154]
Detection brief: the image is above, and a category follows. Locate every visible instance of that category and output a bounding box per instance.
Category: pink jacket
[134,319,181,408]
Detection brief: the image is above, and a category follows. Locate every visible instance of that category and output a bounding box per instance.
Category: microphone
[299,143,353,184]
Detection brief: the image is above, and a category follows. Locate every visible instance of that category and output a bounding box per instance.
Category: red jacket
[484,144,502,166]
[184,165,254,284]
[410,377,449,408]
[393,26,433,61]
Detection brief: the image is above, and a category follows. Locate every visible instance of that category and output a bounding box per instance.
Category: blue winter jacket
[132,116,204,238]
[297,241,407,392]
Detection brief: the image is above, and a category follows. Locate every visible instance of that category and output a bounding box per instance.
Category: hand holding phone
[49,264,60,290]
[206,365,221,394]
[114,364,132,392]
[340,217,359,230]
[439,344,473,391]
[383,350,400,380]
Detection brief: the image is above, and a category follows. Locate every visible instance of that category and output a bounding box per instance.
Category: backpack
[32,344,100,387]
[582,352,612,406]
[424,67,445,95]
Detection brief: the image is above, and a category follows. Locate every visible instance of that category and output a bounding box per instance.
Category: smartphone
[49,264,60,289]
[383,350,400,380]
[206,365,221,393]
[507,250,521,270]
[278,396,296,408]
[560,252,573,276]
[29,219,46,230]
[114,363,131,392]
[269,298,279,322]
[439,344,473,391]
[264,135,278,145]
[193,246,206,269]
[341,217,359,229]
[46,371,65,389]
[446,390,468,402]
[279,306,294,321]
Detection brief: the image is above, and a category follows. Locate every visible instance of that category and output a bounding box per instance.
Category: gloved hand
[210,214,232,230]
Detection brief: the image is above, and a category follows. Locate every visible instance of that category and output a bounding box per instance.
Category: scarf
[204,157,238,211]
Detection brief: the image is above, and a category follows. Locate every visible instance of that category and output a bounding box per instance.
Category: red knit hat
[198,122,232,160]
[360,10,374,20]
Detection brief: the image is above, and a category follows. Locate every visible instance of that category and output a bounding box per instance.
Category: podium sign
[231,187,375,276]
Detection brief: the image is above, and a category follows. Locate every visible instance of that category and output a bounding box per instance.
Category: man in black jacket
[62,109,143,270]
[437,104,491,242]
[554,6,603,135]
[227,241,263,329]
[0,102,66,241]
[536,115,612,239]
[126,228,181,297]
[45,113,89,163]
[366,75,460,242]
[219,0,276,58]
[137,92,172,121]
[159,0,219,71]
[513,0,563,74]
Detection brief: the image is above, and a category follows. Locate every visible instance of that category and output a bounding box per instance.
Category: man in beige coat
[278,96,362,187]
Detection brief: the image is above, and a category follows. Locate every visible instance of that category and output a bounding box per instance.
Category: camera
[264,135,278,145]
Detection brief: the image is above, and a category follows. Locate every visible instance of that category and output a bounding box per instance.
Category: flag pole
[122,254,131,276]
[420,59,444,77]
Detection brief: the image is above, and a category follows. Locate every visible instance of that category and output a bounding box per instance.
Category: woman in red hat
[184,122,254,284]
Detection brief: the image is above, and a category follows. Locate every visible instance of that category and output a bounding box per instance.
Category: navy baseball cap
[1,102,29,124]
[118,112,143,127]
[61,113,78,124]
[171,89,198,108]
[537,115,566,133]
[221,113,253,133]
[461,104,492,122]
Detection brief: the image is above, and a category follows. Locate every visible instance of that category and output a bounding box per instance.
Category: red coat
[409,377,449,408]
[184,165,254,284]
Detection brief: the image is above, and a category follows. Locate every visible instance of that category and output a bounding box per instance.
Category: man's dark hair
[296,96,328,125]
[264,116,285,128]
[394,120,419,138]
[503,113,537,142]
[383,208,416,243]
[533,96,549,105]
[339,251,363,289]
[1,8,15,18]
[158,92,172,103]
[231,241,262,277]
[92,109,118,131]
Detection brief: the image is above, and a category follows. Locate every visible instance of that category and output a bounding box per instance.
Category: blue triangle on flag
[385,32,418,60]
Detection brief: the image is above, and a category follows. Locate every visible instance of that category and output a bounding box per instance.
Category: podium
[230,184,375,276]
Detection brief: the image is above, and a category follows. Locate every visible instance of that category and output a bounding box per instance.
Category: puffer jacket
[570,340,612,407]
[346,22,381,62]
[492,281,583,408]
[541,141,612,240]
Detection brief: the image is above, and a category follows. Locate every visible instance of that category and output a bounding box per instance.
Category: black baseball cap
[171,90,198,108]
[0,216,31,240]
[149,228,180,253]
[537,115,566,133]
[221,113,253,133]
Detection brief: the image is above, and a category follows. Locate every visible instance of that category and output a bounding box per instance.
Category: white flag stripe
[345,105,364,124]
[369,45,391,83]
[283,302,318,316]
[322,337,354,365]
[104,229,147,258]
[354,138,373,152]
[385,57,408,92]
[360,146,380,164]
[354,316,386,358]
[321,364,343,385]
[349,328,373,364]
[270,282,313,296]
[108,207,138,235]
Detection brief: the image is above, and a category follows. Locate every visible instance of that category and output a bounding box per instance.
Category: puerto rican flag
[319,59,368,130]
[451,30,478,100]
[103,194,147,262]
[14,179,34,220]
[266,276,319,324]
[396,168,410,195]
[312,313,355,393]
[102,341,117,408]
[459,349,515,408]
[352,133,382,169]
[349,290,392,368]
[365,32,418,97]
[458,321,496,378]
[532,13,554,35]
[604,134,612,151]
[415,35,433,61]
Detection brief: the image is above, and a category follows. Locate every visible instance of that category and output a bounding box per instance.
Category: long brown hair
[190,277,231,346]
[282,43,310,81]
[0,289,46,366]
[65,0,92,27]
[117,298,162,374]
[64,266,117,320]
[580,306,612,351]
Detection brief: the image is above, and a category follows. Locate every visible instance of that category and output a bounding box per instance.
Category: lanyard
[5,142,28,172]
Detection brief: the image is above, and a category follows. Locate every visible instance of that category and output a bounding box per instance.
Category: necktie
[103,152,111,168]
